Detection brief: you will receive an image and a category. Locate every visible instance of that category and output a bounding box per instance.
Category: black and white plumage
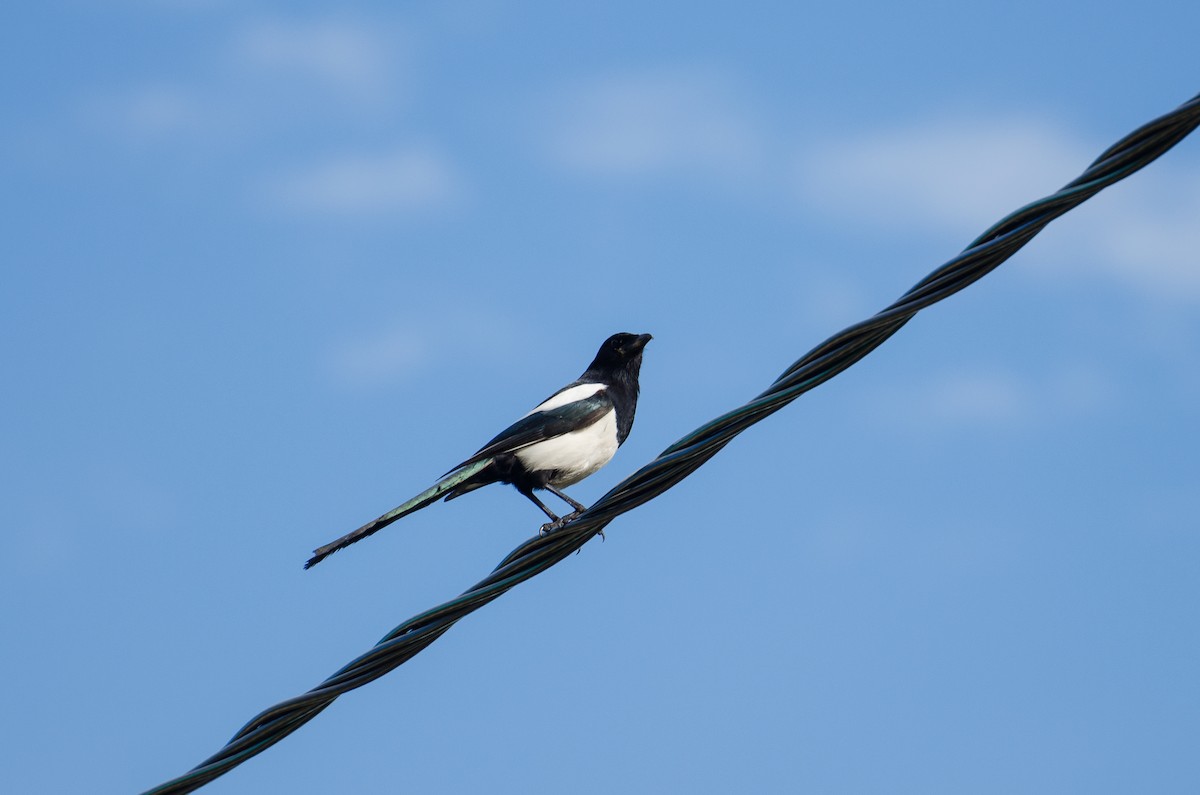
[305,332,652,569]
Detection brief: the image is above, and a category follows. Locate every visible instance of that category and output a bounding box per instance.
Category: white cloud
[544,69,767,182]
[324,312,524,390]
[263,147,463,215]
[233,18,403,101]
[83,84,228,142]
[125,86,201,133]
[794,270,874,331]
[923,369,1030,424]
[134,0,227,8]
[89,16,408,144]
[870,363,1119,430]
[799,116,1084,235]
[798,116,1200,301]
[1045,365,1120,416]
[327,326,428,388]
[1051,170,1200,298]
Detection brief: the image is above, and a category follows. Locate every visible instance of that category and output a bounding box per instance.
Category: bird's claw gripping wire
[539,510,604,540]
[539,511,581,535]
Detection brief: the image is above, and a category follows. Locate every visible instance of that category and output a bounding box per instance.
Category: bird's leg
[543,484,587,513]
[516,482,571,538]
[518,485,561,523]
[539,485,602,540]
[517,484,579,536]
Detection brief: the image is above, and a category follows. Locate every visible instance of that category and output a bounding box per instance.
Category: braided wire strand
[142,92,1200,794]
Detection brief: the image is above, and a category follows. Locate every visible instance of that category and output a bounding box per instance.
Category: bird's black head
[586,333,651,441]
[586,332,652,381]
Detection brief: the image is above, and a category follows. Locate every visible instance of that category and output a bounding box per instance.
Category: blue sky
[3,2,1199,793]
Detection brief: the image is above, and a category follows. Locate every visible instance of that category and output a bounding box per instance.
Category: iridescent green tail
[304,458,493,569]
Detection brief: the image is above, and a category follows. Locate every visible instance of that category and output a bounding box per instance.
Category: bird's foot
[539,510,583,535]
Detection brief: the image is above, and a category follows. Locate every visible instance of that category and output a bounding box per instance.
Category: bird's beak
[634,333,652,350]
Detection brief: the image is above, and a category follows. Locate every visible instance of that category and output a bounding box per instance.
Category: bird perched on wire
[305,332,652,569]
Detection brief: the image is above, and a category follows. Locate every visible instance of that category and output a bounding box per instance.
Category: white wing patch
[515,407,619,487]
[524,382,607,416]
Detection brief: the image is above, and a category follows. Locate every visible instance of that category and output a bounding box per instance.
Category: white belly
[514,409,619,487]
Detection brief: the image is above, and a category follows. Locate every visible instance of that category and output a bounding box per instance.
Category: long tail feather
[304,459,493,569]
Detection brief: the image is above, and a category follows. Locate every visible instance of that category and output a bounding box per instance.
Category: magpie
[305,332,652,569]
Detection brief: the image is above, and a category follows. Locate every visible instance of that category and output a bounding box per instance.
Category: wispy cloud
[869,364,1119,430]
[798,116,1084,235]
[135,0,228,8]
[232,17,405,102]
[543,69,767,183]
[797,115,1200,301]
[327,326,429,388]
[794,270,875,331]
[262,146,463,215]
[1051,170,1200,299]
[324,312,524,390]
[89,84,213,139]
[920,369,1032,424]
[90,15,409,143]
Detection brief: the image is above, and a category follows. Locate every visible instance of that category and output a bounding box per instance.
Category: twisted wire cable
[143,91,1200,794]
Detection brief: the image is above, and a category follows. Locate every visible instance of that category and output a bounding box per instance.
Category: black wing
[448,391,613,472]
